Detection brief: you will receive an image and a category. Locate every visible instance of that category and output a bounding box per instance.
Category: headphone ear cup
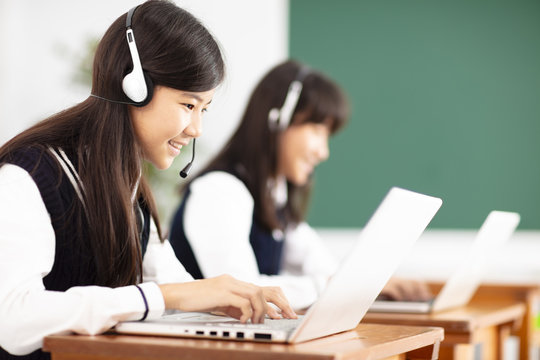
[132,72,154,107]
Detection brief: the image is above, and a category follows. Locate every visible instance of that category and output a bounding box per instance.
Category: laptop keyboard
[263,317,303,332]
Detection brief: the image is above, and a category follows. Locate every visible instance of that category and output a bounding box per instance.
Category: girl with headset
[168,60,432,310]
[0,2,295,358]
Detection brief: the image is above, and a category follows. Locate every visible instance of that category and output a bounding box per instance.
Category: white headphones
[122,5,152,105]
[89,6,153,106]
[268,66,311,131]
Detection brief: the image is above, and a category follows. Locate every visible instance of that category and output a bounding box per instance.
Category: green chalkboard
[290,0,540,229]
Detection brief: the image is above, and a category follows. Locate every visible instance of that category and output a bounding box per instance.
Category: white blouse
[0,164,193,356]
[183,171,338,311]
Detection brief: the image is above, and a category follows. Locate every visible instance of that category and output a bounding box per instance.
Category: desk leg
[497,324,514,360]
[472,326,504,360]
[515,299,530,360]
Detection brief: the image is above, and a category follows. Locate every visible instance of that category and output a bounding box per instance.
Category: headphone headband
[126,6,137,28]
[268,65,311,131]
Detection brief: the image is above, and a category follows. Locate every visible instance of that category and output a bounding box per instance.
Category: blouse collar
[269,175,288,207]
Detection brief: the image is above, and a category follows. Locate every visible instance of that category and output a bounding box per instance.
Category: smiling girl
[0,2,294,359]
[168,60,348,310]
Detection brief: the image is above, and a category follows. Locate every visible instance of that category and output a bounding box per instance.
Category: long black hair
[0,0,225,287]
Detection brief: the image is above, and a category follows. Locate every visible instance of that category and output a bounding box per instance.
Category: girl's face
[130,85,215,170]
[277,121,330,185]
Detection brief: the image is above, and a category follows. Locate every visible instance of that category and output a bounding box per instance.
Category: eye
[184,104,195,110]
[202,107,209,113]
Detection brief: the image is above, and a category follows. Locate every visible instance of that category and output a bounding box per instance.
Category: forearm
[0,165,166,355]
[0,282,164,355]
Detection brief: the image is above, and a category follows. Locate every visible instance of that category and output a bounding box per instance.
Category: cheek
[175,111,193,133]
[279,135,296,166]
[283,138,306,174]
[157,110,188,138]
[131,113,154,148]
[291,134,310,158]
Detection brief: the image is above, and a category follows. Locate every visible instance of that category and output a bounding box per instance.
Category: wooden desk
[466,283,540,360]
[43,323,443,360]
[362,301,525,360]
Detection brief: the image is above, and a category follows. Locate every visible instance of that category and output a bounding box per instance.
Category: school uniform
[0,147,193,359]
[169,171,338,311]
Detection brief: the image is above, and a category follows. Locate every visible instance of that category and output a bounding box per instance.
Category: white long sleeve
[281,222,339,291]
[0,164,170,355]
[183,171,337,310]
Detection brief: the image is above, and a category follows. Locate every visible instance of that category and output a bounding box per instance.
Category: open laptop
[115,187,442,343]
[369,210,520,314]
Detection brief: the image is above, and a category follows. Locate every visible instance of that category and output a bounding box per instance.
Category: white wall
[0,0,288,165]
[317,228,540,285]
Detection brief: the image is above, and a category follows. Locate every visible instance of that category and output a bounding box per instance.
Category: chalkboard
[290,0,540,229]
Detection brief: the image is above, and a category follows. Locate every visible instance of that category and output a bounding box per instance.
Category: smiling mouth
[168,140,184,151]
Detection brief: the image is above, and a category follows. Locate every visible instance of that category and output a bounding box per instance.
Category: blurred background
[2,0,539,231]
[291,0,540,230]
[1,0,540,278]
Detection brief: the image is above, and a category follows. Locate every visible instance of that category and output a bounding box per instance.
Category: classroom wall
[4,1,540,230]
[290,0,540,229]
[317,227,540,287]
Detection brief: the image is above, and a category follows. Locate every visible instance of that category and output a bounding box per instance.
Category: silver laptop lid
[290,187,442,343]
[431,210,520,312]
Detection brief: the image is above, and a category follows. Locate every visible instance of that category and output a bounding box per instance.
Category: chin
[290,174,309,186]
[152,159,173,170]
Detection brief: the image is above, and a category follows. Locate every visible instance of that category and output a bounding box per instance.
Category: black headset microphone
[179,139,196,178]
[90,5,195,178]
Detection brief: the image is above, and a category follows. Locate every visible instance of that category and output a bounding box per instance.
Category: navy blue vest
[0,147,150,360]
[169,173,284,279]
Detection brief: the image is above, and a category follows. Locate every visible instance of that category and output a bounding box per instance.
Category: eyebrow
[181,92,213,105]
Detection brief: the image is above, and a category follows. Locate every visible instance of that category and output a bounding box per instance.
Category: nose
[184,112,203,138]
[318,137,330,162]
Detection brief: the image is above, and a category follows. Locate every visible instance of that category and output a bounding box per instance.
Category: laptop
[369,210,520,314]
[115,187,442,343]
